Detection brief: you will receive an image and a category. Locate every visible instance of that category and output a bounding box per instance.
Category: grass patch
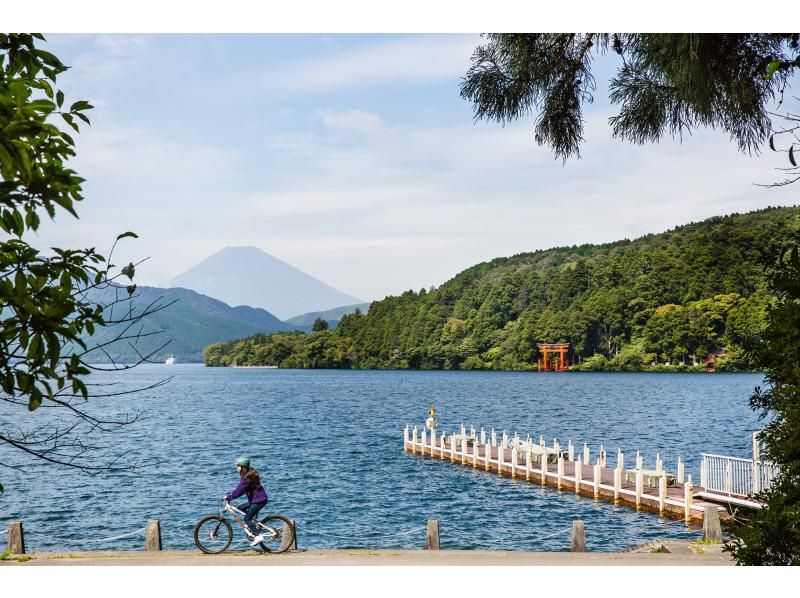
[649,546,668,553]
[1,549,34,563]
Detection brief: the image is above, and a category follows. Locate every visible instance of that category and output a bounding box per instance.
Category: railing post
[461,437,467,465]
[480,426,486,445]
[472,438,478,468]
[461,423,466,436]
[599,445,606,468]
[421,427,427,456]
[491,429,497,447]
[502,430,508,449]
[700,457,707,488]
[659,473,667,515]
[403,425,409,451]
[656,453,662,473]
[426,519,440,550]
[498,443,504,475]
[553,439,560,455]
[635,450,642,470]
[677,457,685,484]
[613,466,621,502]
[431,428,437,457]
[145,519,162,551]
[568,440,574,462]
[617,448,624,471]
[571,520,586,552]
[440,431,446,460]
[7,522,24,555]
[511,447,518,478]
[635,469,643,507]
[557,455,564,490]
[575,458,582,494]
[485,442,491,471]
[725,459,732,493]
[583,443,590,465]
[539,435,545,448]
[541,452,547,485]
[450,434,456,462]
[526,444,532,481]
[593,462,601,498]
[412,426,418,454]
[684,474,693,521]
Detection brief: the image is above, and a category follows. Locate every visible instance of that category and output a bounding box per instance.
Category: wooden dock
[403,424,758,522]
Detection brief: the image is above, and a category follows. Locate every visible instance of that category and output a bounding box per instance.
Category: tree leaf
[765,60,782,80]
[790,145,797,168]
[116,231,139,241]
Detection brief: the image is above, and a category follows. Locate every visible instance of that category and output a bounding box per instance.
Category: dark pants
[238,500,267,535]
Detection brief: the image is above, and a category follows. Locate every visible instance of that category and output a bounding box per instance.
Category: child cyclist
[223,456,269,546]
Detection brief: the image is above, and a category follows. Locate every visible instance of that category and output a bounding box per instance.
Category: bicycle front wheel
[194,515,233,554]
[257,514,295,553]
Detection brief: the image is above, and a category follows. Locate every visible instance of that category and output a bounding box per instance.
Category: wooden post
[614,466,621,502]
[541,452,547,484]
[426,519,440,550]
[485,442,491,471]
[658,473,667,514]
[599,444,606,468]
[655,453,662,473]
[491,429,497,447]
[571,520,586,552]
[502,431,508,449]
[431,429,437,457]
[553,439,560,455]
[583,443,590,465]
[450,434,456,462]
[539,435,545,448]
[7,522,24,554]
[480,426,486,445]
[636,450,642,470]
[421,428,427,456]
[703,507,722,542]
[511,447,518,478]
[280,519,297,552]
[472,439,478,468]
[557,455,564,490]
[145,519,162,551]
[617,448,624,471]
[568,440,574,462]
[593,462,601,498]
[684,474,693,521]
[575,458,582,494]
[461,423,466,436]
[526,445,532,481]
[470,425,475,438]
[403,425,409,451]
[635,469,643,507]
[677,457,685,484]
[461,437,467,465]
[497,443,504,475]
[440,431,446,460]
[412,426,418,454]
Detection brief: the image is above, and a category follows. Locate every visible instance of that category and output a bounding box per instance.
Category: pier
[403,424,773,522]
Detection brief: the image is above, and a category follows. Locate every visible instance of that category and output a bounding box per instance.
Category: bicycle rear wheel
[256,514,295,553]
[194,515,233,554]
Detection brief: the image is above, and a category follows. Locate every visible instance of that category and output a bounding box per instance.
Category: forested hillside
[203,207,800,371]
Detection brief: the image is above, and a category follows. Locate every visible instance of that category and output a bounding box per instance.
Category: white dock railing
[700,447,778,497]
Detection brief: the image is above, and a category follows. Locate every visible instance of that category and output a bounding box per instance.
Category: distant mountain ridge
[170,246,362,320]
[82,284,299,363]
[286,302,372,330]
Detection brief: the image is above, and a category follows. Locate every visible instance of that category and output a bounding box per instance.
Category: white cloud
[266,35,480,93]
[322,109,384,134]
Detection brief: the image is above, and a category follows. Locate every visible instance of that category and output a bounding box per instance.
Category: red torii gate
[536,343,570,372]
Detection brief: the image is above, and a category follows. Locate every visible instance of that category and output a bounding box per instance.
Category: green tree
[727,247,800,564]
[1,35,162,491]
[312,317,329,332]
[461,34,800,181]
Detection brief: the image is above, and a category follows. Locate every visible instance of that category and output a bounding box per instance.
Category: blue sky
[34,33,799,303]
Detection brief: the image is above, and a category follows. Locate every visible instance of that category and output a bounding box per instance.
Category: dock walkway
[404,425,750,522]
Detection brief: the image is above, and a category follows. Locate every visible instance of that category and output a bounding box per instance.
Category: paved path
[1,545,733,566]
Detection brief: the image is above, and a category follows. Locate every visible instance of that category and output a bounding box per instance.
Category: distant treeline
[203,207,800,372]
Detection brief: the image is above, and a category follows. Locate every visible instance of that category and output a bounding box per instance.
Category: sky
[32,33,800,303]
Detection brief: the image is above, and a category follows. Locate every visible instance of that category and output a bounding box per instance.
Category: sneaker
[250,534,265,547]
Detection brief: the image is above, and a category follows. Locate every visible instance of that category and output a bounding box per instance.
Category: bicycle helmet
[235,456,250,468]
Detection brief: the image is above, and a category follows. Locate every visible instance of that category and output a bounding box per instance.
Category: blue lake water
[0,366,765,552]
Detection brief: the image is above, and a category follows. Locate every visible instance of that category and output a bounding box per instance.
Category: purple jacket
[226,474,268,504]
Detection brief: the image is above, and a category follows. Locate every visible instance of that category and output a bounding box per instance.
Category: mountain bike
[194,499,295,554]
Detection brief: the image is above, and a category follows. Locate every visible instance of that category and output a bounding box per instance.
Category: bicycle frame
[222,502,278,538]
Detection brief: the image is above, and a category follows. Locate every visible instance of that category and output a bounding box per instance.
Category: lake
[0,366,765,552]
